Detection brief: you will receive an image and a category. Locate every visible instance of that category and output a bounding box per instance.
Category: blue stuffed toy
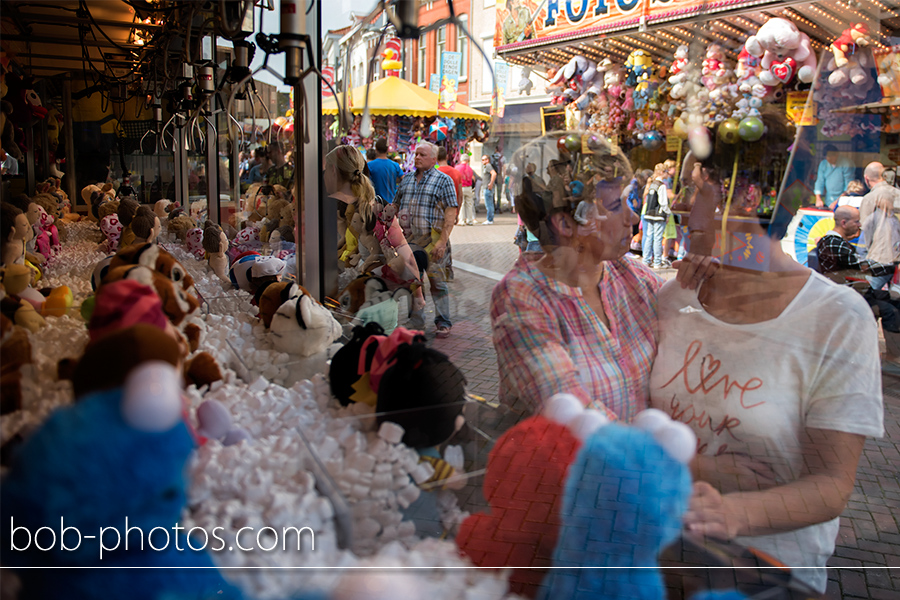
[1,361,320,600]
[538,395,748,600]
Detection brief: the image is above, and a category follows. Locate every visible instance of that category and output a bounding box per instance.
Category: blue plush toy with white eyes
[0,359,325,600]
[538,396,748,600]
[0,362,247,600]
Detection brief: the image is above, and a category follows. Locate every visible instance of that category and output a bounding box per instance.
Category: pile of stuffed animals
[542,16,890,155]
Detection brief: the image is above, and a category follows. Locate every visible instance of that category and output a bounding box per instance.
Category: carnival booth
[321,75,491,164]
[493,0,900,269]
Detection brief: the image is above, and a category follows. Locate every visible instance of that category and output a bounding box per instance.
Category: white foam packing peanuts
[377,421,405,445]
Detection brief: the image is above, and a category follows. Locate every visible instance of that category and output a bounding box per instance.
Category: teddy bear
[744,17,817,87]
[827,23,874,87]
[0,361,252,600]
[0,57,22,163]
[166,211,196,243]
[185,227,206,259]
[259,195,290,243]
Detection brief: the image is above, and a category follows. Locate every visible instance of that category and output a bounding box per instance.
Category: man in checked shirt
[817,205,900,353]
[393,142,458,337]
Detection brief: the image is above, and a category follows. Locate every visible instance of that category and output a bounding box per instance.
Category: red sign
[321,66,335,97]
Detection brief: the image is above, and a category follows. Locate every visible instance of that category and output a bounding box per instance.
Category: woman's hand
[674,252,720,290]
[683,481,747,540]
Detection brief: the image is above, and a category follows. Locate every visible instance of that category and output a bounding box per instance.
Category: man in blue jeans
[394,142,458,337]
[481,154,496,224]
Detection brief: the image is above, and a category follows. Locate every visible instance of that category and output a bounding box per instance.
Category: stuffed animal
[185,227,205,259]
[102,265,199,326]
[0,362,250,600]
[202,222,230,282]
[229,253,285,296]
[547,55,603,109]
[539,396,698,600]
[456,414,582,598]
[130,206,160,245]
[625,50,653,88]
[110,243,195,293]
[256,280,296,329]
[827,23,874,87]
[744,17,817,86]
[82,183,115,220]
[100,213,124,253]
[166,211,196,243]
[269,283,343,385]
[270,283,342,356]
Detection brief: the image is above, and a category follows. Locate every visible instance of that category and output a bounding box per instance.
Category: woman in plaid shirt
[491,134,661,422]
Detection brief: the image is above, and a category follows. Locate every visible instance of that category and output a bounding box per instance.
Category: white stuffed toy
[269,284,343,384]
[745,17,817,86]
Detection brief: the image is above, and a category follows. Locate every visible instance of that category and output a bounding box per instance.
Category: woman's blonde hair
[325,145,376,222]
[652,163,668,180]
[844,180,865,196]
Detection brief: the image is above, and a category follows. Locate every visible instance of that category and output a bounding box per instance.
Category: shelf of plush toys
[498,2,900,157]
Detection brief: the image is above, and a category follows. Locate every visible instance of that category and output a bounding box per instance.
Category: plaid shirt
[491,253,662,421]
[394,167,458,240]
[816,231,893,277]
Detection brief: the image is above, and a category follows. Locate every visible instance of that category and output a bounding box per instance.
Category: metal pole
[206,117,218,223]
[62,77,77,211]
[293,84,304,288]
[25,126,35,195]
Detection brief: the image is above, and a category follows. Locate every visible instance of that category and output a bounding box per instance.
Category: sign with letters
[495,0,784,50]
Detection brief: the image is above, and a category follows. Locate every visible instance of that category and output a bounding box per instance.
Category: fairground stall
[322,74,491,165]
[491,0,900,269]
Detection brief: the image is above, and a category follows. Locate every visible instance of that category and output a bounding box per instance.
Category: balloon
[672,118,688,139]
[557,137,569,154]
[717,118,740,144]
[738,116,764,142]
[563,133,581,152]
[642,130,663,150]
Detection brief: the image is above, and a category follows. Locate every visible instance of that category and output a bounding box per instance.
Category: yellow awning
[322,76,490,121]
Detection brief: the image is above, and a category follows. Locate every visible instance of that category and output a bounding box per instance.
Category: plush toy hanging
[744,17,817,87]
[827,23,874,87]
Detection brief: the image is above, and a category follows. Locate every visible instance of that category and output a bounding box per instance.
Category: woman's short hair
[845,180,865,196]
[514,131,632,249]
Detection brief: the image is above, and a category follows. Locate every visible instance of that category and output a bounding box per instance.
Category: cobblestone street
[420,206,900,598]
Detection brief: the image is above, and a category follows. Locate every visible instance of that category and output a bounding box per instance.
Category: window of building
[418,34,427,84]
[457,15,468,80]
[436,26,446,68]
[481,35,494,96]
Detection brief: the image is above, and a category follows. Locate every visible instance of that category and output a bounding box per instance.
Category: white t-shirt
[837,194,863,208]
[649,272,884,593]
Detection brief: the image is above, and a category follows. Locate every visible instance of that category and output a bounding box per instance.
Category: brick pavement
[416,206,900,597]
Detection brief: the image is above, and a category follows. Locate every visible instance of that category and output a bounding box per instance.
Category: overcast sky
[251,0,356,92]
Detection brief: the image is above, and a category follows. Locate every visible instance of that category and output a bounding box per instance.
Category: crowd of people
[238,141,294,189]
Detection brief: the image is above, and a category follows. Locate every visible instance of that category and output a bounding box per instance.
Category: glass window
[457,15,468,80]
[436,26,446,69]
[418,34,427,84]
[481,35,493,96]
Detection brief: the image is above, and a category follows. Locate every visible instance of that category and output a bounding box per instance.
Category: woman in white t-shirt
[649,179,884,593]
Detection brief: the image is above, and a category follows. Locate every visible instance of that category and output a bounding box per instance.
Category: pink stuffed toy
[185,227,205,260]
[33,206,60,260]
[100,214,123,253]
